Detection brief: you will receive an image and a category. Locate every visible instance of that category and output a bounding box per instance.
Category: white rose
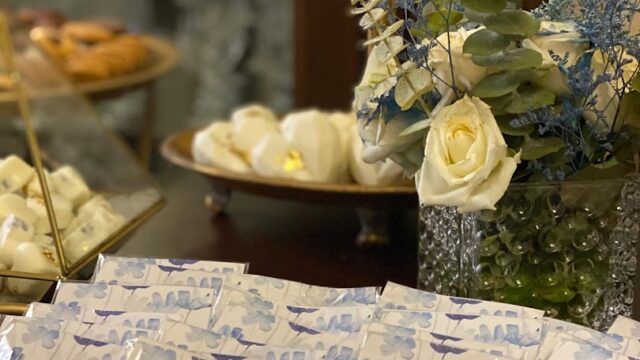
[417,96,519,213]
[359,113,425,172]
[584,47,639,132]
[526,21,589,95]
[250,133,312,181]
[426,28,488,96]
[349,124,408,186]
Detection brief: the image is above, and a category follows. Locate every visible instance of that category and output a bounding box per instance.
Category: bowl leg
[356,207,391,246]
[205,181,232,217]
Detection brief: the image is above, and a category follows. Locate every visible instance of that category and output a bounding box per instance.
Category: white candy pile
[192,104,411,186]
[0,254,637,359]
[0,155,125,300]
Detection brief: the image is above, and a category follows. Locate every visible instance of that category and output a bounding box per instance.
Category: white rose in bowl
[526,21,590,95]
[349,124,408,186]
[584,47,639,132]
[230,104,279,156]
[417,96,520,213]
[426,27,488,95]
[251,133,312,182]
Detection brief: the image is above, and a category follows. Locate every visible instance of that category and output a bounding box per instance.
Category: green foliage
[463,29,510,56]
[426,11,464,36]
[505,87,556,114]
[484,10,541,38]
[521,136,565,161]
[472,70,531,98]
[461,0,506,14]
[497,115,535,136]
[472,48,543,71]
[618,91,640,129]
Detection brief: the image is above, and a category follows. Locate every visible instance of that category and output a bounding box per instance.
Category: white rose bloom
[192,122,251,173]
[349,124,408,186]
[417,96,520,213]
[251,133,312,182]
[585,47,639,132]
[425,27,488,96]
[526,21,590,95]
[230,104,280,156]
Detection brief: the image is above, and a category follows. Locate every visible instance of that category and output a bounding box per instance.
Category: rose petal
[458,155,520,213]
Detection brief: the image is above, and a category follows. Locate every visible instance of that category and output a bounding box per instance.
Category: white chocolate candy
[348,124,408,186]
[50,165,91,207]
[192,122,251,173]
[0,193,37,227]
[26,194,73,234]
[230,104,280,155]
[281,110,348,183]
[24,170,55,198]
[63,206,125,262]
[251,133,312,181]
[0,155,35,194]
[77,195,112,218]
[0,215,35,267]
[7,241,59,299]
[328,112,357,183]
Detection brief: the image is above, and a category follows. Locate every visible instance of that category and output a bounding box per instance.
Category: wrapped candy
[281,110,349,183]
[26,193,73,234]
[63,205,125,262]
[0,155,35,195]
[7,241,59,298]
[230,104,279,157]
[0,215,35,267]
[0,193,37,227]
[50,165,91,207]
[192,122,251,173]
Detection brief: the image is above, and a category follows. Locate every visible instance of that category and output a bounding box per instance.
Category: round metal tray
[161,128,418,245]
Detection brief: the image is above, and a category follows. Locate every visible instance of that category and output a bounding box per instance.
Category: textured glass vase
[418,176,640,330]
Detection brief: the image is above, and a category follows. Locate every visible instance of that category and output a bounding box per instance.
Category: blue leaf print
[380,325,416,359]
[21,320,60,349]
[46,302,81,321]
[236,338,264,349]
[114,261,146,278]
[158,265,188,274]
[286,306,320,315]
[9,347,23,360]
[240,294,276,331]
[185,326,222,349]
[146,292,179,312]
[430,332,462,342]
[176,291,212,310]
[449,297,483,306]
[429,343,467,356]
[325,345,354,360]
[211,354,246,360]
[168,259,200,267]
[587,332,624,351]
[121,285,150,291]
[288,322,321,335]
[398,311,433,328]
[445,314,480,322]
[73,283,108,299]
[72,336,109,347]
[95,310,126,320]
[315,314,361,334]
[574,342,614,360]
[403,290,437,309]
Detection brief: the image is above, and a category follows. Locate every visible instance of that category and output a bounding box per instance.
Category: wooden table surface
[115,166,418,289]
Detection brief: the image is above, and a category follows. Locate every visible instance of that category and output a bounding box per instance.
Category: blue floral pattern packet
[608,316,640,340]
[224,273,379,306]
[380,282,544,319]
[359,329,514,360]
[365,323,516,358]
[92,254,247,282]
[375,309,542,360]
[25,302,181,330]
[1,316,158,346]
[94,264,225,292]
[52,282,217,330]
[0,319,126,360]
[546,338,637,360]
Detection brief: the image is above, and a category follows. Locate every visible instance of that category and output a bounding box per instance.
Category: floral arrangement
[352,0,640,213]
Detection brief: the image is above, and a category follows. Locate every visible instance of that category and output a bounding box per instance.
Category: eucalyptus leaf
[359,8,387,29]
[463,29,510,56]
[427,11,464,36]
[461,0,507,14]
[484,10,541,38]
[618,90,640,129]
[472,48,543,71]
[395,68,434,111]
[505,87,556,114]
[364,20,405,46]
[472,70,530,98]
[497,116,534,136]
[521,136,565,161]
[399,119,431,137]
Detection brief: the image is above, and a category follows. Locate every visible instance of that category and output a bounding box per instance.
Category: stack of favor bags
[0,255,638,359]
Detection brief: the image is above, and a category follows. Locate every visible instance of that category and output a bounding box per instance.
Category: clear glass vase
[418,175,640,330]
